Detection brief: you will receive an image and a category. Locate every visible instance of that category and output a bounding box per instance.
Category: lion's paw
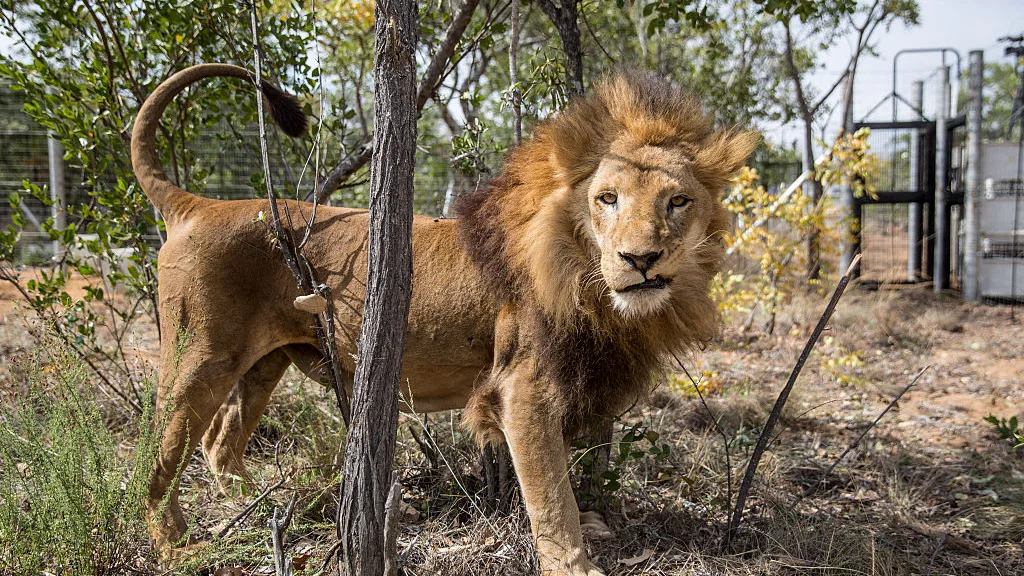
[579,510,613,539]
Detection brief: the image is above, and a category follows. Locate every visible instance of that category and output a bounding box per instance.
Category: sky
[770,0,1024,147]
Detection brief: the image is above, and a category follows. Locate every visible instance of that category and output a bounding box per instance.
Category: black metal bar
[892,92,928,121]
[854,120,934,130]
[859,91,896,123]
[848,119,944,283]
[858,191,931,204]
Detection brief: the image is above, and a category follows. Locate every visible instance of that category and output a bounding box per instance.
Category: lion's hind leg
[202,348,292,496]
[148,339,264,552]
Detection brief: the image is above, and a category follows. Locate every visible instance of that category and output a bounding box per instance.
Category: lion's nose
[619,250,662,273]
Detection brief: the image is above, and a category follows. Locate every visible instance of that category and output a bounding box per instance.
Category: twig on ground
[927,532,948,575]
[765,398,844,452]
[409,419,439,470]
[728,254,861,545]
[400,396,501,535]
[383,472,401,576]
[218,440,292,538]
[790,364,930,508]
[673,357,734,530]
[270,492,298,576]
[315,539,345,576]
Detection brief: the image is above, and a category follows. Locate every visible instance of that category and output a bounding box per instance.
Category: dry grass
[1,281,1022,575]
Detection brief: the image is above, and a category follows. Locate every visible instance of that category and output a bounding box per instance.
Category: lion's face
[584,141,719,319]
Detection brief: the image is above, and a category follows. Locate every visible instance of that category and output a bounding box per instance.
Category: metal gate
[851,120,936,283]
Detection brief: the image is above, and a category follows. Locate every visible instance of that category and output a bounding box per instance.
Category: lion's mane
[455,72,757,437]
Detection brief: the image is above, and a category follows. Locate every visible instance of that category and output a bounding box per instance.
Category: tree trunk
[559,6,584,96]
[337,0,418,574]
[783,20,821,283]
[801,114,822,282]
[535,0,584,96]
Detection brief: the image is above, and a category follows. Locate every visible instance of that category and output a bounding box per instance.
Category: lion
[133,63,758,576]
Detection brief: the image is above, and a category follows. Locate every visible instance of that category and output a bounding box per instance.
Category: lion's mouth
[617,276,672,293]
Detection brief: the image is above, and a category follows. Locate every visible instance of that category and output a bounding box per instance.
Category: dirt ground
[1,272,1022,575]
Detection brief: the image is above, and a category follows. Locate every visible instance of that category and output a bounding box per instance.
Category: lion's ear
[693,129,762,192]
[548,100,615,186]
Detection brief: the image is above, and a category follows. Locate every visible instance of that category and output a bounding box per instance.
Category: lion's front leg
[500,379,605,576]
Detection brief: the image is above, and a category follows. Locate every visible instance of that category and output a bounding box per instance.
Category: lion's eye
[597,191,618,206]
[669,195,691,210]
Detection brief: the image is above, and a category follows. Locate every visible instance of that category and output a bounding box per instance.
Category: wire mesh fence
[0,82,475,263]
[860,203,912,282]
[862,128,917,194]
[749,157,802,194]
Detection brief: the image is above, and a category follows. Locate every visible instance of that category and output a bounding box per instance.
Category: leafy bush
[572,419,672,507]
[716,130,878,335]
[0,344,160,574]
[985,414,1024,450]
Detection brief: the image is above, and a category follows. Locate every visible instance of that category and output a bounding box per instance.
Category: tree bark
[535,0,584,95]
[337,1,418,574]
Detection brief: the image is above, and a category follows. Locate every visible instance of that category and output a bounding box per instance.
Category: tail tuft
[260,81,308,138]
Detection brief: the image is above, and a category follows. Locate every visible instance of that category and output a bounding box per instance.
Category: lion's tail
[131,63,307,228]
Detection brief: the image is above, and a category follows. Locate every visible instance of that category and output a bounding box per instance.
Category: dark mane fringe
[536,264,721,435]
[535,312,662,435]
[451,173,519,299]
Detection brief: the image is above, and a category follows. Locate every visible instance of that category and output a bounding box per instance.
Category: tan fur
[134,65,757,576]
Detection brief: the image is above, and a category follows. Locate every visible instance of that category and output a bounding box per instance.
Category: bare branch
[810,66,851,116]
[417,0,483,112]
[782,20,812,123]
[248,0,351,425]
[790,365,930,509]
[315,0,482,202]
[218,439,292,538]
[728,254,862,545]
[383,473,402,576]
[270,492,298,576]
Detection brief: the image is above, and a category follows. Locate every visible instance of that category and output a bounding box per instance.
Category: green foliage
[640,0,715,36]
[959,61,1021,141]
[0,344,160,574]
[816,127,880,199]
[583,1,795,126]
[573,419,672,506]
[754,0,857,22]
[985,414,1024,450]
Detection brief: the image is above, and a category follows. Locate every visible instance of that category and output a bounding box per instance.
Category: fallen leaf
[618,548,654,566]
